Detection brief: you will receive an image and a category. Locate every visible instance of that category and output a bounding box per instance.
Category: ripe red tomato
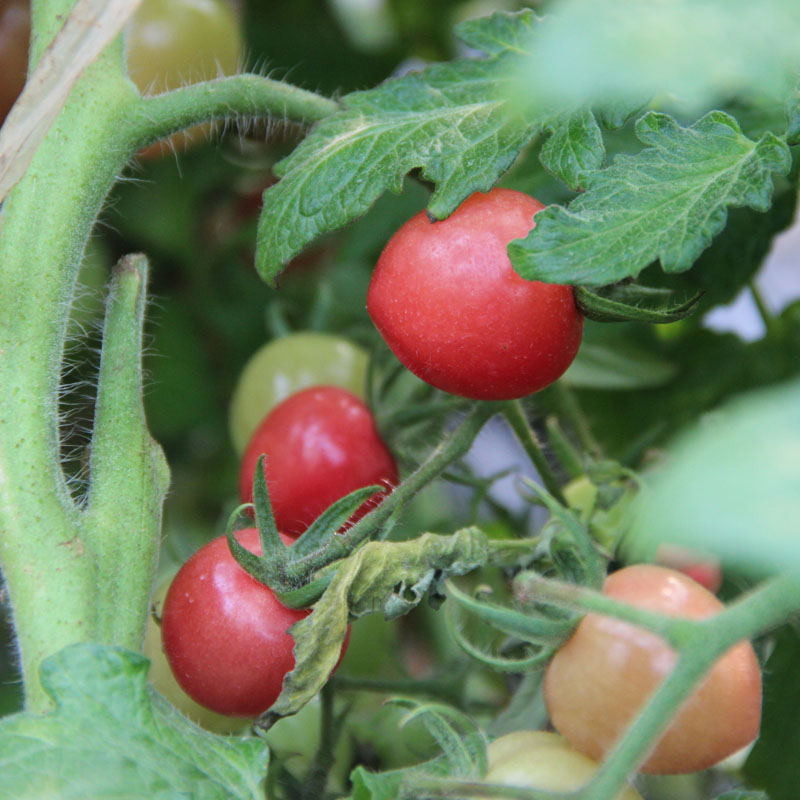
[0,0,29,124]
[161,528,347,717]
[239,386,398,538]
[543,564,762,774]
[366,189,584,400]
[484,731,641,799]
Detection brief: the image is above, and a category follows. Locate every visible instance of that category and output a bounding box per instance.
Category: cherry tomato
[161,527,348,717]
[366,189,584,400]
[125,0,243,156]
[229,332,369,455]
[239,386,398,538]
[144,576,251,732]
[484,731,641,799]
[0,0,29,124]
[543,564,762,774]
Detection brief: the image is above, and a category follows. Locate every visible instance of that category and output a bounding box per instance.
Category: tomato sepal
[575,283,703,323]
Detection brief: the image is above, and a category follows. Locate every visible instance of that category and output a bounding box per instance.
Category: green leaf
[390,700,487,778]
[0,644,268,800]
[454,9,537,55]
[350,757,450,800]
[574,284,702,324]
[626,377,800,577]
[714,793,769,800]
[540,109,605,191]
[744,627,800,800]
[255,11,543,283]
[510,111,791,286]
[265,528,501,721]
[511,0,800,114]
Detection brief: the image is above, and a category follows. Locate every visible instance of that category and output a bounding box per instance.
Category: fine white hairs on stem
[0,0,143,204]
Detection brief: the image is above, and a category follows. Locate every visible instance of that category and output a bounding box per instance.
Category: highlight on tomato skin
[366,188,584,401]
[161,527,349,718]
[543,564,762,775]
[238,386,398,538]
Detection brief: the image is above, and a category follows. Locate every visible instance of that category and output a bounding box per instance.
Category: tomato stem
[502,401,567,505]
[130,74,340,151]
[550,382,602,459]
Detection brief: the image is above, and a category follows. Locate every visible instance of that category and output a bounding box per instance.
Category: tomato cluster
[158,334,395,718]
[153,183,759,784]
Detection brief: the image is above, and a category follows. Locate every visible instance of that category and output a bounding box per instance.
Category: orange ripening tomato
[543,564,761,774]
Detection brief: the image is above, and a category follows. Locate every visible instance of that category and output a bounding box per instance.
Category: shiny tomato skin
[543,564,762,774]
[239,386,398,538]
[367,189,583,400]
[229,333,369,455]
[0,0,30,124]
[145,576,251,732]
[161,528,346,717]
[484,731,641,799]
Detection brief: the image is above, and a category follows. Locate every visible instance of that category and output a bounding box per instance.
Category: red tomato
[543,564,762,774]
[366,189,583,400]
[161,527,347,717]
[0,0,29,124]
[239,386,398,538]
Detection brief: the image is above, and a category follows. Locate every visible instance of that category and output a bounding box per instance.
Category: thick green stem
[502,401,566,505]
[0,34,142,709]
[130,74,340,149]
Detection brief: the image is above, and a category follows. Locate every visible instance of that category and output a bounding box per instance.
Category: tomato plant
[483,731,641,800]
[3,3,800,799]
[543,564,762,774]
[367,188,584,400]
[161,527,348,717]
[229,332,369,454]
[239,386,398,537]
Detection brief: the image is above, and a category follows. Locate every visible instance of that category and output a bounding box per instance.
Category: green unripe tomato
[229,332,370,454]
[484,731,641,799]
[144,578,251,734]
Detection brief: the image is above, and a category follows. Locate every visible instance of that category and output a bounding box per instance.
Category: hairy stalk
[130,74,340,149]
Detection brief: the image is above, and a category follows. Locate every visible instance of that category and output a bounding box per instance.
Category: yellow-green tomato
[144,578,251,734]
[484,732,641,800]
[229,332,370,454]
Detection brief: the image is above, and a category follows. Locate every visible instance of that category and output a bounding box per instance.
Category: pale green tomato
[484,732,642,800]
[144,578,251,734]
[229,332,370,454]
